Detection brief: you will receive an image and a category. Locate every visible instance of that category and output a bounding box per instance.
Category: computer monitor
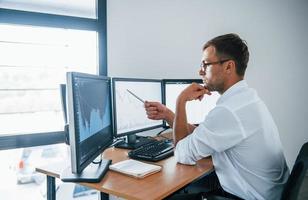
[59,84,68,125]
[59,84,70,144]
[61,72,113,183]
[163,79,220,126]
[112,78,163,149]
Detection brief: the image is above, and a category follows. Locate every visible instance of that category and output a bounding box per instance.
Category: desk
[36,147,213,200]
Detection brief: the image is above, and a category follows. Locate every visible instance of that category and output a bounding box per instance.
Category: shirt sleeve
[175,106,245,165]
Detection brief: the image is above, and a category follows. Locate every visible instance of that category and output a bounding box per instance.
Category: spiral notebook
[109,159,162,179]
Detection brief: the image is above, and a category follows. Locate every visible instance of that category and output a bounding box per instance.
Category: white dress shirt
[175,80,289,200]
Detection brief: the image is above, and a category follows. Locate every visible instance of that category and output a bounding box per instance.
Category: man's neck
[221,76,244,94]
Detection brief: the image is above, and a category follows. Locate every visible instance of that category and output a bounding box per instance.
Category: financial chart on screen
[74,77,111,142]
[113,79,163,135]
[63,72,113,181]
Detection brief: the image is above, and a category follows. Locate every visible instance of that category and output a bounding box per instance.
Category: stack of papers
[109,159,162,179]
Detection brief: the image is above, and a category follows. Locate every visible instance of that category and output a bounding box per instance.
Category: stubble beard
[204,80,224,94]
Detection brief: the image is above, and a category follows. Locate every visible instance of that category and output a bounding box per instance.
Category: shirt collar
[216,80,248,104]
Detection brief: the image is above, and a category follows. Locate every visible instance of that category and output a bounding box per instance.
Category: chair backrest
[281,142,308,200]
[295,142,308,163]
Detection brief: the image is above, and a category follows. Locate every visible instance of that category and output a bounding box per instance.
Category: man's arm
[173,98,189,145]
[173,83,210,145]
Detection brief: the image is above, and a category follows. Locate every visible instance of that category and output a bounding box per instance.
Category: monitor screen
[163,79,220,125]
[112,78,163,137]
[66,72,113,175]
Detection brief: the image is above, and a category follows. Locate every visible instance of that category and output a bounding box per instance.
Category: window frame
[0,0,107,150]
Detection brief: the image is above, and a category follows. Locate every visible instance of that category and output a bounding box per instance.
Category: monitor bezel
[112,77,164,138]
[162,79,203,128]
[59,84,68,124]
[67,72,113,174]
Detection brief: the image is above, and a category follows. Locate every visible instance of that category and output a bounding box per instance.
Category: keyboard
[128,139,174,162]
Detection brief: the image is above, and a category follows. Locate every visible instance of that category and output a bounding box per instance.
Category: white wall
[107,0,308,167]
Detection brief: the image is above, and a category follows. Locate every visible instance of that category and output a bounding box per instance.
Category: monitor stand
[61,159,112,183]
[115,134,155,149]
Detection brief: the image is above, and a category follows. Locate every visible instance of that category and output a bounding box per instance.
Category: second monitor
[112,78,163,149]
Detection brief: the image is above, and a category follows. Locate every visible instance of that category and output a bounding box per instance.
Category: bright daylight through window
[0,24,98,135]
[0,0,97,19]
[0,0,103,199]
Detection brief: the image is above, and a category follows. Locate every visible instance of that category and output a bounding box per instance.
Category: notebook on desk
[109,159,162,179]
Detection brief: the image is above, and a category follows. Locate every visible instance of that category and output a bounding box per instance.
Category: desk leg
[99,192,109,200]
[47,175,56,200]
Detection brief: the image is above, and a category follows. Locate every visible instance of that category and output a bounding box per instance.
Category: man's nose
[199,68,205,76]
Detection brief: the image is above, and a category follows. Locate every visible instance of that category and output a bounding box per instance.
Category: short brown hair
[203,33,249,76]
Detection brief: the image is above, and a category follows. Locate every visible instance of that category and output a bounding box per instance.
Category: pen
[126,89,145,103]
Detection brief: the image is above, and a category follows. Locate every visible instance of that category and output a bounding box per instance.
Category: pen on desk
[126,89,145,103]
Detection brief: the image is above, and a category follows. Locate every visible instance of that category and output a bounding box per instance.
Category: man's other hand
[178,82,211,102]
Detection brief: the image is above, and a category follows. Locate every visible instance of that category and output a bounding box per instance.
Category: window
[0,144,100,200]
[0,0,106,147]
[0,0,97,19]
[0,24,98,135]
[0,1,106,199]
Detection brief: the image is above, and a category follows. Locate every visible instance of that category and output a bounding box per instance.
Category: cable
[156,127,169,136]
[110,138,125,147]
[92,138,126,164]
[92,154,103,164]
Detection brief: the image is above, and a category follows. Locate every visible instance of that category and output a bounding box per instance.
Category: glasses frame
[200,59,231,72]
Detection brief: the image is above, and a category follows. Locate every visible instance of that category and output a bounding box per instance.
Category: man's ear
[225,60,236,74]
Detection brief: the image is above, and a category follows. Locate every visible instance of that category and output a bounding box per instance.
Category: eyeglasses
[200,59,230,72]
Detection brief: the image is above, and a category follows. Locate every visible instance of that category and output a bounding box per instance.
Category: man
[145,33,289,199]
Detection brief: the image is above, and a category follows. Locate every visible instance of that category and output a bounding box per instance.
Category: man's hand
[144,101,175,127]
[144,101,168,120]
[178,82,211,102]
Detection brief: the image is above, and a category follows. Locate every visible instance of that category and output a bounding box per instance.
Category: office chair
[280,142,308,200]
[207,142,308,200]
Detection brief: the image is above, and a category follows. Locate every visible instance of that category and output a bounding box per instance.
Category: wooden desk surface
[37,147,213,200]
